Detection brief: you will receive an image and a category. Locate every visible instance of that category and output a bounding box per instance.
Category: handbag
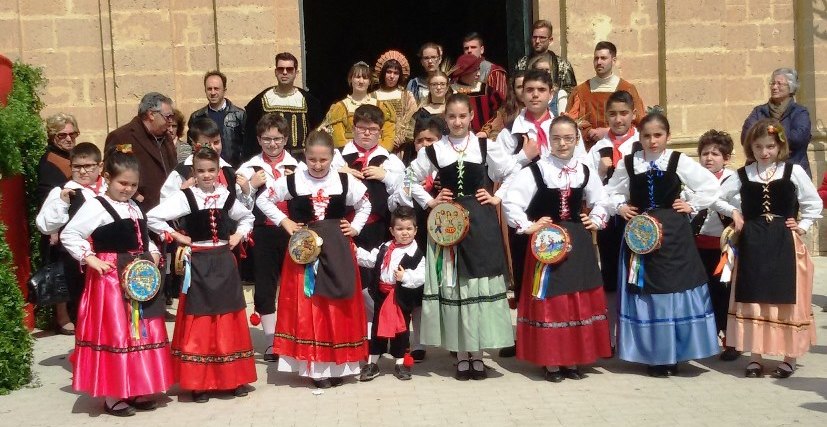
[28,260,71,306]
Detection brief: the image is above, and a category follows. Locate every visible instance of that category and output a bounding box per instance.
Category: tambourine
[530,224,572,265]
[624,214,663,255]
[121,259,161,302]
[288,228,323,264]
[174,246,188,276]
[427,202,470,247]
[720,225,739,251]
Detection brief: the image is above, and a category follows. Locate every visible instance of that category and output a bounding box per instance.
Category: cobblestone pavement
[3,258,827,427]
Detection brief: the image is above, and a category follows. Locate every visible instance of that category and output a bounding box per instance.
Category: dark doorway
[302,0,521,111]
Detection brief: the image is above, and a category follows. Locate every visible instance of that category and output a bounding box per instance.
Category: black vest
[286,172,349,223]
[738,164,797,220]
[627,151,682,211]
[250,163,296,225]
[369,242,425,312]
[90,197,150,253]
[597,141,643,183]
[525,162,589,222]
[342,150,389,217]
[182,188,237,242]
[424,138,492,196]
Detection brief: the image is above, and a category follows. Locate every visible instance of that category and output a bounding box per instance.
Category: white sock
[396,358,404,365]
[546,365,560,372]
[105,397,129,410]
[368,354,380,364]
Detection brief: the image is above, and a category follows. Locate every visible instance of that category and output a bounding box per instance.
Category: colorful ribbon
[627,252,646,290]
[531,261,554,300]
[180,246,192,294]
[435,245,457,288]
[303,260,319,297]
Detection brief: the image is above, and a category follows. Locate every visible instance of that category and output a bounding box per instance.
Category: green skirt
[420,240,514,352]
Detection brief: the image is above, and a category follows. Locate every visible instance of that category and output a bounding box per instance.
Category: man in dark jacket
[104,92,177,212]
[188,70,246,167]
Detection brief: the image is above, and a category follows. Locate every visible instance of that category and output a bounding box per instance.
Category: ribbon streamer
[303,260,319,297]
[531,261,554,300]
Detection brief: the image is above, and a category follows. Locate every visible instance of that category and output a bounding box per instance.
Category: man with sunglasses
[104,92,177,212]
[244,52,323,161]
[514,19,576,93]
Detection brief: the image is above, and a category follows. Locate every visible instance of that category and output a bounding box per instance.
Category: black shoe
[394,364,412,380]
[329,377,344,387]
[104,400,136,417]
[470,360,487,380]
[192,391,209,403]
[664,364,679,376]
[772,362,795,379]
[410,349,426,363]
[498,345,516,358]
[561,367,584,380]
[232,385,249,397]
[455,360,471,381]
[128,396,157,411]
[312,378,332,389]
[544,368,564,383]
[262,346,279,363]
[165,296,173,306]
[719,347,742,361]
[359,363,380,382]
[647,365,668,378]
[745,362,763,378]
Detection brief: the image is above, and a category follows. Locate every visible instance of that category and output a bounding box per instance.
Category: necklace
[447,134,470,153]
[756,162,778,183]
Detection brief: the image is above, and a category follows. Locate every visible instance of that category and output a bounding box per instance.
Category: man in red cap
[450,53,503,136]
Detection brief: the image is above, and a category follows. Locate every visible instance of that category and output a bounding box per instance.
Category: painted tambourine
[530,224,572,265]
[288,228,323,264]
[174,245,188,276]
[122,259,161,302]
[624,214,663,255]
[427,202,470,247]
[720,225,739,251]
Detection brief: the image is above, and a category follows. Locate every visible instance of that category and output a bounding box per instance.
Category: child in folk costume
[684,130,740,361]
[236,113,300,363]
[586,91,641,293]
[356,206,426,381]
[605,112,720,377]
[712,119,821,379]
[503,115,612,382]
[256,130,370,389]
[147,147,256,402]
[401,93,514,380]
[390,116,443,362]
[60,146,173,417]
[36,142,107,333]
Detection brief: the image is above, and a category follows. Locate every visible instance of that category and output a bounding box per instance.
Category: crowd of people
[32,19,823,417]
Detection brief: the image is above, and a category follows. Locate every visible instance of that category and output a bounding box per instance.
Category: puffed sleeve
[255,176,292,227]
[356,246,380,268]
[160,169,185,203]
[583,167,610,229]
[400,254,426,289]
[228,197,255,237]
[675,154,718,211]
[380,154,406,194]
[36,186,69,234]
[710,171,742,218]
[60,200,107,262]
[790,164,822,232]
[406,148,438,209]
[502,167,539,233]
[346,175,371,234]
[146,191,191,236]
[604,156,632,214]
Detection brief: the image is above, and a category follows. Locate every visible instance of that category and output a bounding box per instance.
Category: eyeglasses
[276,66,296,73]
[422,55,440,62]
[429,82,448,87]
[260,136,285,144]
[55,132,80,140]
[71,163,99,172]
[551,136,577,143]
[153,110,175,121]
[354,125,381,135]
[531,36,550,41]
[769,81,788,87]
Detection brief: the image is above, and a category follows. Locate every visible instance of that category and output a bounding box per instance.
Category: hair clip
[354,61,369,68]
[114,144,132,154]
[645,105,665,115]
[767,124,786,144]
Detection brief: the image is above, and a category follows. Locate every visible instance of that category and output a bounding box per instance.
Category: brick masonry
[1,0,826,250]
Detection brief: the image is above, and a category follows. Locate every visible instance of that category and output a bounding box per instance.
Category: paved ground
[3,258,827,427]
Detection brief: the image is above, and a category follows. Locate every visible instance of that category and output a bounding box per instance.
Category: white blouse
[503,156,609,233]
[146,184,254,247]
[256,169,371,233]
[236,151,300,194]
[586,129,640,182]
[160,155,252,208]
[403,134,507,209]
[36,178,108,234]
[605,149,718,215]
[683,168,735,237]
[356,240,426,288]
[339,141,406,194]
[60,195,159,262]
[711,162,822,232]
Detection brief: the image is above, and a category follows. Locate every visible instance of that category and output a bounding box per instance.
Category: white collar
[341,141,389,158]
[208,100,227,112]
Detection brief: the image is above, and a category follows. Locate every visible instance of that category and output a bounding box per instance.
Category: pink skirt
[71,252,174,398]
[726,233,817,358]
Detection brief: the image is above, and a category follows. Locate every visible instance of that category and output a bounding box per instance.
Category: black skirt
[186,245,246,315]
[310,219,357,300]
[530,220,603,298]
[735,218,796,304]
[454,196,508,280]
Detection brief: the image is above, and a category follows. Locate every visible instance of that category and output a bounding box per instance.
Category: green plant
[0,220,33,394]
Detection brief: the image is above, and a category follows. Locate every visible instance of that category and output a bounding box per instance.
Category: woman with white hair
[741,68,813,176]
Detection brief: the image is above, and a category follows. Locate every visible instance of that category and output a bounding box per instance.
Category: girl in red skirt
[256,130,370,389]
[60,145,174,416]
[502,116,612,382]
[147,146,256,402]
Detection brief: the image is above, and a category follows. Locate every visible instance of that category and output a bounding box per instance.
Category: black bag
[28,260,71,306]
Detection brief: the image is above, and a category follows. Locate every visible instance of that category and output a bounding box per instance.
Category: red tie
[353,144,378,170]
[263,151,285,179]
[217,169,228,188]
[525,110,551,152]
[83,177,104,195]
[609,128,636,167]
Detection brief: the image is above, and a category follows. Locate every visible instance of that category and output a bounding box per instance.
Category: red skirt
[71,252,174,398]
[517,254,611,367]
[273,251,367,364]
[171,294,256,390]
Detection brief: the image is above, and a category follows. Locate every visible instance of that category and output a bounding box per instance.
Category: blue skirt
[617,245,719,365]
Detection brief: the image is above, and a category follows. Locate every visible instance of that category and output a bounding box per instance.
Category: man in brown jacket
[104,92,177,211]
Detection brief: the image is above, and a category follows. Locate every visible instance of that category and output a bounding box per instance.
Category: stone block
[665,22,723,51]
[18,0,68,16]
[19,18,58,51]
[67,49,105,78]
[69,0,105,15]
[55,17,102,49]
[21,50,71,76]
